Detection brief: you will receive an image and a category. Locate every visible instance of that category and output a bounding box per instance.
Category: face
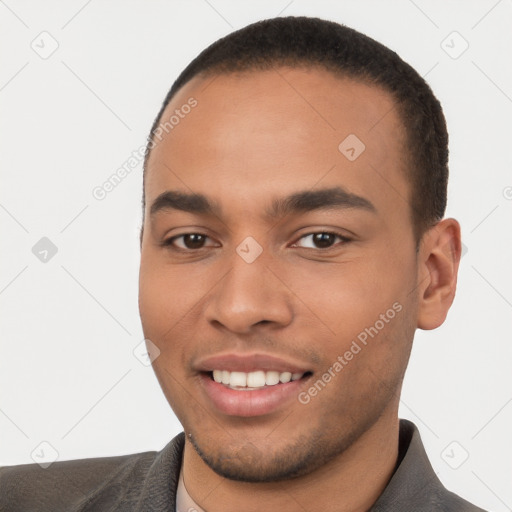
[139,66,420,482]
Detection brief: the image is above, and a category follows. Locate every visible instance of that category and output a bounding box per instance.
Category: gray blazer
[0,420,486,511]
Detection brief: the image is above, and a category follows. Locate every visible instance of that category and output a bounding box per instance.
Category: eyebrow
[149,187,376,219]
[150,190,221,218]
[266,187,376,218]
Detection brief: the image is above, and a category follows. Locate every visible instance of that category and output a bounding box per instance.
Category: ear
[417,218,461,330]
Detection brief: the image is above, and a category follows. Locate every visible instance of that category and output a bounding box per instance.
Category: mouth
[198,369,313,417]
[208,369,312,390]
[193,352,314,417]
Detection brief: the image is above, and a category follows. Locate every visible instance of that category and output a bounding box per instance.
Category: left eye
[293,232,350,249]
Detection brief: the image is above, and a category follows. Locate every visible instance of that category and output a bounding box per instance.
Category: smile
[211,369,305,389]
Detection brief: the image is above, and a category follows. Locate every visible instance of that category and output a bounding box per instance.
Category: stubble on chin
[185,408,382,484]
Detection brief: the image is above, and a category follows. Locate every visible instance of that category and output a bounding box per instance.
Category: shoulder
[371,420,488,512]
[0,449,158,512]
[432,487,488,512]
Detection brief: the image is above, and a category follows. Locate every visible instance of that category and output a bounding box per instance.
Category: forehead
[145,66,409,219]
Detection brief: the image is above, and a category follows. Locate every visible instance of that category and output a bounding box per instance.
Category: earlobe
[417,218,461,330]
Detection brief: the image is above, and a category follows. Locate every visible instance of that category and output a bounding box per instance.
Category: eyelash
[292,232,352,249]
[162,231,352,251]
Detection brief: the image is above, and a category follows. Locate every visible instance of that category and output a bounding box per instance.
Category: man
[0,16,486,512]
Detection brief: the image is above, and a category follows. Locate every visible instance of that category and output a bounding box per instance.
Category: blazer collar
[134,420,446,511]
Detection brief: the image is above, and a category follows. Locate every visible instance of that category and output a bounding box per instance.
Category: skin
[138,66,461,512]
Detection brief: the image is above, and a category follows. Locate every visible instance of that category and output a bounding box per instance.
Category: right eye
[162,233,218,250]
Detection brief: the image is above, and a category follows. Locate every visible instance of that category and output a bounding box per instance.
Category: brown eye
[182,234,206,249]
[166,233,212,250]
[312,233,336,248]
[294,232,350,249]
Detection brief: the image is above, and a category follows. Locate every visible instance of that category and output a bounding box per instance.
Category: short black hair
[142,16,448,240]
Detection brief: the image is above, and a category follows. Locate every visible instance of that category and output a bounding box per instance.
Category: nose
[204,252,294,334]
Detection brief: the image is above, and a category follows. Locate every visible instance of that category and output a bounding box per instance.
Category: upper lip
[194,352,312,374]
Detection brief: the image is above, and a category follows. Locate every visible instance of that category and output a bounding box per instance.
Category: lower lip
[199,373,309,417]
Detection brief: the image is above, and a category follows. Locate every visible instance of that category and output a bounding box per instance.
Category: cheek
[138,257,196,340]
[139,246,212,310]
[138,264,189,393]
[285,257,408,340]
[138,254,218,378]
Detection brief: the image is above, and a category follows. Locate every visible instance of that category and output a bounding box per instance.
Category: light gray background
[1,1,511,510]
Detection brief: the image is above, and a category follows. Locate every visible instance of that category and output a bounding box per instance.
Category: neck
[182,413,400,512]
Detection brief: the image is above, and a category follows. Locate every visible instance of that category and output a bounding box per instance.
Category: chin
[188,430,350,483]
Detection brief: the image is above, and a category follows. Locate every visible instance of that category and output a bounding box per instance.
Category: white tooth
[291,373,303,381]
[265,371,280,386]
[279,371,292,383]
[213,370,223,383]
[230,371,247,387]
[221,370,231,385]
[247,371,266,388]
